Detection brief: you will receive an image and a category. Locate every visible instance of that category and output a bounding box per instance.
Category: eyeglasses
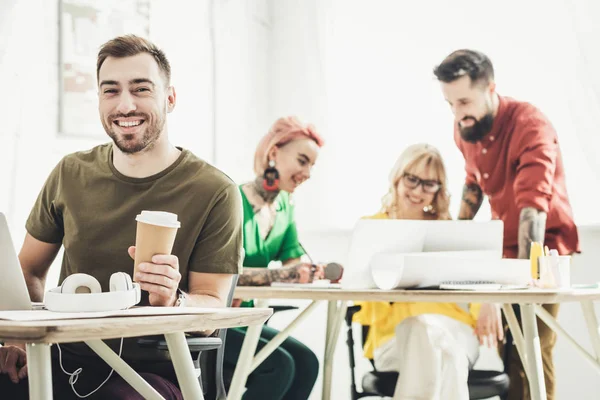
[401,173,441,194]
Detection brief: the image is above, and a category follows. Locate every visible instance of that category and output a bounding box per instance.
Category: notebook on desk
[438,281,529,291]
[270,281,342,289]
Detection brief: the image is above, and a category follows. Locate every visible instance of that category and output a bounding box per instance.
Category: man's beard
[458,112,494,143]
[102,111,166,154]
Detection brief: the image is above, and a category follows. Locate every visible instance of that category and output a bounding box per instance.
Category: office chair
[138,275,239,400]
[345,305,511,400]
[264,304,299,324]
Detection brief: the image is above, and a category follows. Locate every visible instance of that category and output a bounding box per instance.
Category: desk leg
[85,340,165,400]
[228,298,268,400]
[26,343,52,400]
[581,301,600,361]
[322,300,347,400]
[520,304,547,400]
[250,300,321,371]
[164,332,205,400]
[535,304,600,373]
[502,304,529,374]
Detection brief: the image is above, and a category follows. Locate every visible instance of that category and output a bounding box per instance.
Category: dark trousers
[224,325,319,400]
[0,345,183,400]
[499,303,559,400]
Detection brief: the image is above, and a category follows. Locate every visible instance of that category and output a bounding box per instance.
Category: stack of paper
[370,251,531,290]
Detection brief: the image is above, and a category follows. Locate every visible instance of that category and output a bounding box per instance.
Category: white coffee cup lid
[136,211,181,228]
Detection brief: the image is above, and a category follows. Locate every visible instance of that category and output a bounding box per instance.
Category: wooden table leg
[228,299,268,400]
[520,304,547,400]
[26,343,53,400]
[322,300,347,400]
[164,332,205,400]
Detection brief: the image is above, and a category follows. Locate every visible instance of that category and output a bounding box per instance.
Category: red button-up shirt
[455,95,580,258]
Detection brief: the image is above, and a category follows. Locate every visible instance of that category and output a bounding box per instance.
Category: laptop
[342,219,504,289]
[0,212,34,310]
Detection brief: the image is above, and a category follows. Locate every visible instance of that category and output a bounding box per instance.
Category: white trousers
[373,314,480,400]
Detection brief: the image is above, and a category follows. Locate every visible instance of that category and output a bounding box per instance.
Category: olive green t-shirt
[26,143,243,361]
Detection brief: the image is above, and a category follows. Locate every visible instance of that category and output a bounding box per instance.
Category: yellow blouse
[353,212,481,359]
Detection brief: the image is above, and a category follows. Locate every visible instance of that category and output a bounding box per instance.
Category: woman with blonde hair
[224,116,325,400]
[354,143,483,400]
[378,143,451,220]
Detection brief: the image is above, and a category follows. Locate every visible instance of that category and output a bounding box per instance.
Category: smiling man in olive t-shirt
[0,35,243,400]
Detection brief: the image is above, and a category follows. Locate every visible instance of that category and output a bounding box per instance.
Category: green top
[240,186,305,267]
[27,143,244,361]
[238,187,305,309]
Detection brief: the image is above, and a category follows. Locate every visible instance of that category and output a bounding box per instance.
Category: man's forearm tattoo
[517,207,547,259]
[237,266,301,286]
[458,184,483,220]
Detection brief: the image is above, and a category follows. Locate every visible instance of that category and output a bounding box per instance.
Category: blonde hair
[253,116,324,176]
[380,143,451,220]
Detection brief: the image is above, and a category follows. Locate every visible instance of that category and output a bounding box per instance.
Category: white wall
[268,0,333,233]
[212,0,272,183]
[0,0,21,219]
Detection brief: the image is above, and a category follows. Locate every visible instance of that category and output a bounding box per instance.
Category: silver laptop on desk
[0,212,34,311]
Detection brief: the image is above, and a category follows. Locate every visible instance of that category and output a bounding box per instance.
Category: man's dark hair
[97,35,171,85]
[433,49,494,86]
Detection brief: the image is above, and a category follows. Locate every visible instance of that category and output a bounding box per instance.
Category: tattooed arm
[458,183,483,220]
[517,207,547,259]
[237,264,311,286]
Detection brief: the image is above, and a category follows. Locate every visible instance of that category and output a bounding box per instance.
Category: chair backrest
[360,324,376,369]
[199,275,239,400]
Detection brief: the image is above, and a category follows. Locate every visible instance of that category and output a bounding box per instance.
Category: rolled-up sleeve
[513,120,558,213]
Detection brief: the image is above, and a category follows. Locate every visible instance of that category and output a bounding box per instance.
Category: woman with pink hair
[224,116,325,400]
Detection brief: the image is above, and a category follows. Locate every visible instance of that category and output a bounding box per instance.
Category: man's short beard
[111,125,161,154]
[459,112,494,143]
[103,110,166,154]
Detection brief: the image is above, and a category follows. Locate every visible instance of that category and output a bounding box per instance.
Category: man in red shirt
[434,49,580,400]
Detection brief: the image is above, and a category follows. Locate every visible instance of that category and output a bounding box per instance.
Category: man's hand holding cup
[129,246,181,306]
[131,211,181,307]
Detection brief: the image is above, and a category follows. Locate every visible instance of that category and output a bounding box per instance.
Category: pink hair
[253,116,325,176]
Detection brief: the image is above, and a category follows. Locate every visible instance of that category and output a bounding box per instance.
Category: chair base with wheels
[345,305,510,400]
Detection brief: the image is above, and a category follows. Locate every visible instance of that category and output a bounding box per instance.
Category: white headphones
[45,272,141,312]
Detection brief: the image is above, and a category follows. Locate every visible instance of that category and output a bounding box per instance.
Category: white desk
[0,307,272,400]
[230,287,600,400]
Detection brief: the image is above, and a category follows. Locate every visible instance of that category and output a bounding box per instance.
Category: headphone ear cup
[60,273,102,294]
[110,272,133,292]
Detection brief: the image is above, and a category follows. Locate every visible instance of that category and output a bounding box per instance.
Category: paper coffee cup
[133,211,181,280]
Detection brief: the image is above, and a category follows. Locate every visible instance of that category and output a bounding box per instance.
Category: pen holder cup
[539,255,571,289]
